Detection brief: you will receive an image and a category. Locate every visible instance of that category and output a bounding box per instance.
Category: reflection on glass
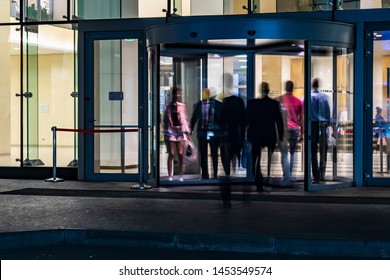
[335,49,354,180]
[373,30,390,177]
[255,53,305,185]
[158,53,248,183]
[309,46,354,188]
[93,39,139,174]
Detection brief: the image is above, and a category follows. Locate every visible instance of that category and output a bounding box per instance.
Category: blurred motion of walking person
[246,82,284,191]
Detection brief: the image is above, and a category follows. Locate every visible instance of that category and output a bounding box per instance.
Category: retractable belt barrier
[45,126,149,189]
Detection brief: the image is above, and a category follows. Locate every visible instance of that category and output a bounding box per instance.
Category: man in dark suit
[246,82,284,191]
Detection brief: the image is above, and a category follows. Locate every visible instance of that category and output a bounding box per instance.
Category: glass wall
[5,0,390,23]
[0,25,20,166]
[26,24,77,167]
[158,52,248,182]
[308,45,354,189]
[0,23,77,168]
[6,0,74,22]
[372,30,390,177]
[255,53,305,184]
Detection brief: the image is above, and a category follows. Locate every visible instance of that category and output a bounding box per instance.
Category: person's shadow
[220,181,252,209]
[220,182,231,209]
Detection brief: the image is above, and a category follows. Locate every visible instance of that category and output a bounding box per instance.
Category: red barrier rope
[54,127,138,133]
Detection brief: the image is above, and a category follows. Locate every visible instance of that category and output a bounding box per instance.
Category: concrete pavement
[1,179,390,259]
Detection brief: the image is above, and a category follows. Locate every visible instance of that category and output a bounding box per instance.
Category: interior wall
[373,55,382,116]
[122,0,138,18]
[10,53,75,147]
[260,0,276,13]
[381,56,390,118]
[139,0,166,17]
[207,56,224,97]
[10,56,20,148]
[0,27,11,154]
[262,56,282,98]
[290,58,304,99]
[233,0,248,14]
[361,0,382,8]
[191,0,223,15]
[181,0,191,15]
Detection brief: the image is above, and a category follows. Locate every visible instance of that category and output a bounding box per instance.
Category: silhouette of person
[219,73,247,176]
[163,87,191,181]
[277,80,303,184]
[375,106,386,152]
[246,82,284,191]
[310,78,331,184]
[190,87,223,179]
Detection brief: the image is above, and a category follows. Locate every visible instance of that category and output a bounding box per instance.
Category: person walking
[219,73,247,176]
[277,80,303,184]
[246,82,284,191]
[163,87,191,181]
[310,78,331,184]
[190,88,223,179]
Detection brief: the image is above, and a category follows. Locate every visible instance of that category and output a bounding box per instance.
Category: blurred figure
[277,80,303,184]
[191,87,223,179]
[220,73,247,176]
[375,106,386,152]
[163,87,191,181]
[310,78,331,184]
[246,82,284,191]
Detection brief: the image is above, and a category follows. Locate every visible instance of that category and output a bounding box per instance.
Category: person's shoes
[290,177,297,183]
[311,179,320,184]
[179,176,184,182]
[281,179,291,186]
[168,176,173,181]
[320,177,325,182]
[201,174,209,179]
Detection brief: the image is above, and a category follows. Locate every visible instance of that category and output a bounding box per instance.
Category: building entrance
[147,18,355,191]
[80,31,146,182]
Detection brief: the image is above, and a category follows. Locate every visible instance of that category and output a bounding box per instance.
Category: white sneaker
[168,176,173,181]
[179,176,184,182]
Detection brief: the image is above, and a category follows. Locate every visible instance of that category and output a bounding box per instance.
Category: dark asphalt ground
[1,179,390,259]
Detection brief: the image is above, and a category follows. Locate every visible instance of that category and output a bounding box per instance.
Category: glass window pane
[255,53,305,184]
[372,30,390,177]
[309,45,354,189]
[0,25,21,166]
[310,46,334,185]
[24,0,54,21]
[3,0,21,23]
[93,39,139,174]
[28,24,77,167]
[78,0,120,19]
[336,49,354,180]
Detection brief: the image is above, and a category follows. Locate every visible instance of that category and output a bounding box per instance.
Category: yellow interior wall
[260,0,276,13]
[262,56,282,97]
[0,27,11,154]
[381,56,390,116]
[233,0,248,14]
[10,53,75,147]
[290,58,304,99]
[40,53,75,146]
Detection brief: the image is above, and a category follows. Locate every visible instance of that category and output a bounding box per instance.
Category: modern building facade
[1,0,390,191]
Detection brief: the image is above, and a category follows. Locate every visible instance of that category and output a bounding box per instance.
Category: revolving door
[147,18,355,191]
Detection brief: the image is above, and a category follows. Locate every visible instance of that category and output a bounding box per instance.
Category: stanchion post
[130,127,150,190]
[46,126,64,182]
[380,130,384,174]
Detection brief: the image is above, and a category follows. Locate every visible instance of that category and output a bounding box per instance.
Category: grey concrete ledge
[1,229,390,259]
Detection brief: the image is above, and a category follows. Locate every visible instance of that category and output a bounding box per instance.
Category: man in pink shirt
[278,80,304,184]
